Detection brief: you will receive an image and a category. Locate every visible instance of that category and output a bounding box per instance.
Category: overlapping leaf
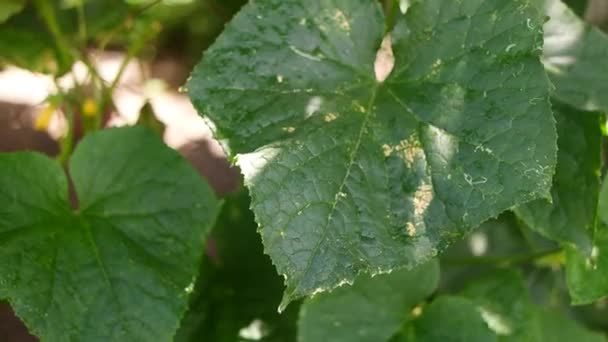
[0,127,220,341]
[565,226,608,304]
[540,0,608,112]
[401,296,497,342]
[393,270,605,341]
[176,191,297,342]
[188,0,556,304]
[298,260,439,342]
[515,102,603,252]
[460,271,542,341]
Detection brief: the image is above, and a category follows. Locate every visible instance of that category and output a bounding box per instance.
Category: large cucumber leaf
[0,127,221,341]
[188,0,556,305]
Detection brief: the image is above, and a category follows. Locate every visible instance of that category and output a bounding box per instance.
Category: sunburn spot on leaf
[374,35,394,83]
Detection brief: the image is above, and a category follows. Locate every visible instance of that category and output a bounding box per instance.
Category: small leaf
[539,0,608,112]
[189,0,557,304]
[0,127,221,341]
[515,102,603,252]
[536,309,606,341]
[565,226,608,305]
[403,296,497,342]
[297,260,439,342]
[460,271,542,341]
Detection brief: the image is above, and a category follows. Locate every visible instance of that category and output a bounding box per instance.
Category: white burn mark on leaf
[238,147,281,181]
[324,113,338,122]
[406,222,416,236]
[238,319,267,340]
[290,45,324,62]
[413,184,433,216]
[306,96,323,118]
[469,232,488,256]
[479,307,513,336]
[333,9,350,32]
[374,35,394,83]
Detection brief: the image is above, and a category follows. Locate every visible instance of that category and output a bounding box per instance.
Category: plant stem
[384,0,399,33]
[53,78,75,166]
[441,248,563,267]
[98,0,163,52]
[77,1,88,46]
[33,0,74,72]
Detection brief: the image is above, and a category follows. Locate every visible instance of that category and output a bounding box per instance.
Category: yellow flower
[34,104,57,131]
[81,98,98,118]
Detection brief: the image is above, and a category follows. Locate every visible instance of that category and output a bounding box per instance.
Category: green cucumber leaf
[565,226,608,305]
[460,271,542,341]
[0,126,221,341]
[515,102,602,252]
[537,309,606,342]
[297,260,439,342]
[540,0,608,112]
[402,296,497,342]
[176,191,297,342]
[188,0,556,305]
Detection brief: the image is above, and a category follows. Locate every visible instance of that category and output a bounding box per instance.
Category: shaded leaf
[537,309,606,342]
[176,191,297,342]
[188,0,556,305]
[515,102,602,252]
[403,296,497,342]
[0,127,221,341]
[565,226,608,305]
[298,260,439,342]
[460,271,542,341]
[540,0,608,112]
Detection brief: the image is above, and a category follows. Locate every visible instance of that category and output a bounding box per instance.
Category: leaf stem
[77,0,88,46]
[384,0,399,33]
[33,0,74,72]
[56,80,75,166]
[442,248,563,267]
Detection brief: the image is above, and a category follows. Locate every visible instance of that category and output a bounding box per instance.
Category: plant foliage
[0,0,607,340]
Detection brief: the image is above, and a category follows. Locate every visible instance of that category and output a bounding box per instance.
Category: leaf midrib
[291,84,380,297]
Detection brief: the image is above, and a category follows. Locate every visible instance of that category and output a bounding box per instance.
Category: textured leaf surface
[540,0,608,112]
[404,296,497,342]
[460,271,542,341]
[298,260,439,342]
[0,127,220,341]
[188,0,556,303]
[565,226,608,305]
[0,0,25,23]
[176,191,297,342]
[515,102,602,252]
